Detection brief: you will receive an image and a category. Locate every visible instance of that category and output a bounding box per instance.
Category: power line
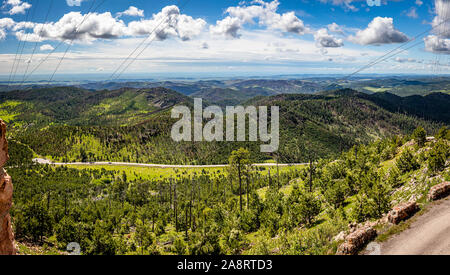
[109,0,191,81]
[48,0,107,84]
[11,0,40,84]
[20,0,54,87]
[342,16,450,80]
[22,0,107,84]
[7,0,35,87]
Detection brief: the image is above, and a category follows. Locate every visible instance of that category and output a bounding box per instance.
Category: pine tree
[413,126,427,147]
[396,148,419,173]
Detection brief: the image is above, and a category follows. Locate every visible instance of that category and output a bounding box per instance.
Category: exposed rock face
[388,201,418,225]
[0,120,7,168]
[0,120,15,255]
[428,182,450,201]
[336,226,377,255]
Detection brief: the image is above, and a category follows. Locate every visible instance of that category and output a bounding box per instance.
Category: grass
[16,242,65,255]
[67,164,307,181]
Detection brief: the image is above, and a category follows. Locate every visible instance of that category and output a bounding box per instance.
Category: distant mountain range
[2,76,449,100]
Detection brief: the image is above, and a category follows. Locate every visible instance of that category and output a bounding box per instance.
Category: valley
[0,77,449,256]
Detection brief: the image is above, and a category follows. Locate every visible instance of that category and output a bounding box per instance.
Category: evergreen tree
[229,148,251,213]
[413,126,427,147]
[396,148,419,173]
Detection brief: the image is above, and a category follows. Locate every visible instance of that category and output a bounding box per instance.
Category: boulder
[388,201,418,225]
[333,231,346,242]
[336,226,377,255]
[0,120,15,255]
[428,182,450,201]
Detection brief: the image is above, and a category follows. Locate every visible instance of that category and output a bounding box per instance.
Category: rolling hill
[1,86,448,164]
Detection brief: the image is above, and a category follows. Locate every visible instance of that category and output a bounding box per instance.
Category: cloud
[394,57,422,63]
[15,12,127,43]
[424,35,450,54]
[116,6,144,18]
[0,17,15,28]
[0,17,14,40]
[40,44,54,51]
[328,22,344,35]
[424,0,450,55]
[314,28,344,47]
[319,0,358,12]
[127,5,206,41]
[210,16,242,38]
[348,17,409,45]
[3,0,31,15]
[66,0,87,7]
[431,0,450,39]
[13,5,206,43]
[415,0,423,6]
[210,0,309,38]
[405,7,418,19]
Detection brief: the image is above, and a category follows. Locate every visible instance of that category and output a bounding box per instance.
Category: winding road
[32,158,308,169]
[380,197,450,255]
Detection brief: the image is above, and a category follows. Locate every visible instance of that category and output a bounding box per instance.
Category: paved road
[33,158,308,169]
[380,197,450,255]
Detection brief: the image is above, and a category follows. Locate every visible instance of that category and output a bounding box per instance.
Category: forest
[1,86,449,255]
[7,125,450,255]
[3,88,447,164]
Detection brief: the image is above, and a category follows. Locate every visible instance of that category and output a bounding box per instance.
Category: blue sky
[0,0,449,80]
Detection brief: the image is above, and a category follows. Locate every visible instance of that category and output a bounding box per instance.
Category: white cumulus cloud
[13,5,206,43]
[210,0,309,38]
[0,17,15,40]
[431,0,450,39]
[116,6,144,18]
[328,22,344,35]
[424,35,450,54]
[348,17,409,45]
[3,0,31,15]
[40,44,54,51]
[314,28,344,48]
[127,5,206,41]
[66,0,87,7]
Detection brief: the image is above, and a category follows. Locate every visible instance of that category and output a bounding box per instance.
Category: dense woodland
[1,86,449,255]
[7,126,450,255]
[3,88,447,164]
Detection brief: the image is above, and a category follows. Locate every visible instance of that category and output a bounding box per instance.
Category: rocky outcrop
[388,201,418,225]
[336,226,377,255]
[428,182,450,201]
[0,119,15,255]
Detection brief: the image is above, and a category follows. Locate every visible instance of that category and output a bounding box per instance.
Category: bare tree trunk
[246,175,250,210]
[309,159,314,193]
[238,163,242,212]
[268,169,272,187]
[185,202,188,239]
[174,184,178,232]
[169,179,172,209]
[277,156,280,189]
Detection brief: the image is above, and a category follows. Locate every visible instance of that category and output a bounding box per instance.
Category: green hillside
[0,87,191,127]
[1,87,447,164]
